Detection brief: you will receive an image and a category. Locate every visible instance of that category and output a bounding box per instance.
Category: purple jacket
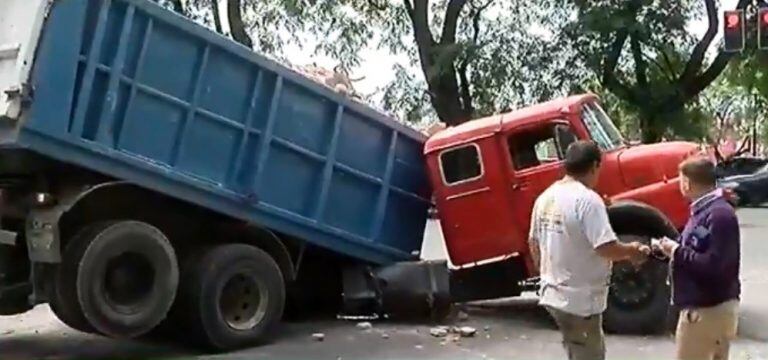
[671,189,741,309]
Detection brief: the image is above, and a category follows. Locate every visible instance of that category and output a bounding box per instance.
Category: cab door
[433,137,518,266]
[505,121,580,239]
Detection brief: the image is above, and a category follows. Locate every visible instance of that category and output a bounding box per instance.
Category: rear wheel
[50,221,179,338]
[48,224,105,334]
[178,244,285,351]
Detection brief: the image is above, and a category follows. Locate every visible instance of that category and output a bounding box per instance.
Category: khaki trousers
[676,300,739,360]
[545,306,605,360]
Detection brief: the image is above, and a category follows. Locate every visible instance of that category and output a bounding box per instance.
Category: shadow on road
[462,296,557,330]
[0,333,188,360]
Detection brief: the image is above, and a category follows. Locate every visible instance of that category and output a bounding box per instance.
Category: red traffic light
[727,13,741,28]
[723,10,745,52]
[760,8,768,50]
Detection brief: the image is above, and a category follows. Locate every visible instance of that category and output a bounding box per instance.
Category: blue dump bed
[11,0,432,265]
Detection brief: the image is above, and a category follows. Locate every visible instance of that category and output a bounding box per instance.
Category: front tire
[605,202,679,334]
[604,238,671,334]
[179,244,285,351]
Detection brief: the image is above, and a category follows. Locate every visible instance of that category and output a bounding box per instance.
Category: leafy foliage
[558,0,749,143]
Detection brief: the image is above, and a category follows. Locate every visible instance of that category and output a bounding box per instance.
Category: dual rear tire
[175,244,285,350]
[48,220,285,351]
[49,221,178,337]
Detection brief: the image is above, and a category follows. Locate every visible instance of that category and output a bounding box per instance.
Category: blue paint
[18,0,432,265]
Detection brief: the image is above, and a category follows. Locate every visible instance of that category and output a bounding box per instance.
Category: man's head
[564,140,603,189]
[678,157,717,200]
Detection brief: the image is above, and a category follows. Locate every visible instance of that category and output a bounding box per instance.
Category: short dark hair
[564,141,602,176]
[679,157,716,187]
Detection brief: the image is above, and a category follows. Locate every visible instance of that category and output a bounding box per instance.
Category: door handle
[512,181,530,191]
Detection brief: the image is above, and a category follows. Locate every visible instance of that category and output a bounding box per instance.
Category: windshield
[581,101,624,151]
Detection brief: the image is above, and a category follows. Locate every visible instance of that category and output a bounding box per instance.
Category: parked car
[716,156,768,178]
[719,164,768,207]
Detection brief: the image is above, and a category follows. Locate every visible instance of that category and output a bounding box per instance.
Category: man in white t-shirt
[528,140,650,360]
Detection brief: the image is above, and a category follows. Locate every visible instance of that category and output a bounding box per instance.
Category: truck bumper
[340,260,451,320]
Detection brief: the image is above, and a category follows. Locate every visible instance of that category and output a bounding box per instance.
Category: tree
[154,1,584,126]
[153,0,223,34]
[562,0,751,143]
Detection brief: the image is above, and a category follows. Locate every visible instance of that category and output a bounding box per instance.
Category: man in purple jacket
[655,157,741,360]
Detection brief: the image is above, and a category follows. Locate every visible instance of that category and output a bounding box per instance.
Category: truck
[0,0,701,351]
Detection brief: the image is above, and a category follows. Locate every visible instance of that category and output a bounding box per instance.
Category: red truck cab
[425,94,701,333]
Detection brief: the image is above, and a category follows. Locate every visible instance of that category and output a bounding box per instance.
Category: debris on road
[430,326,449,337]
[415,345,424,350]
[483,325,491,332]
[431,325,476,339]
[381,333,390,339]
[312,333,325,342]
[458,311,469,321]
[457,326,477,337]
[356,322,373,330]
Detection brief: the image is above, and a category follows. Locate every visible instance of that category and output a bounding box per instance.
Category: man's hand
[627,241,651,267]
[652,237,678,258]
[595,240,650,264]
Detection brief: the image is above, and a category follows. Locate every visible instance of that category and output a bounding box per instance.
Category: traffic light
[723,10,745,53]
[759,8,768,50]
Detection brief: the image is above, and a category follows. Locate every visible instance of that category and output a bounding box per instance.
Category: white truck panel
[0,0,50,120]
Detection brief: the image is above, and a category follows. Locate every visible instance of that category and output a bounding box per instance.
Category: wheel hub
[104,252,155,310]
[609,262,655,309]
[219,273,268,331]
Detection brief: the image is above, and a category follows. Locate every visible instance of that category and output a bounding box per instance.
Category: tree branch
[440,0,469,45]
[660,48,678,78]
[630,35,648,89]
[367,0,388,11]
[470,0,493,44]
[643,52,675,83]
[601,30,635,103]
[681,51,734,102]
[678,0,717,82]
[169,0,184,14]
[211,0,223,34]
[458,58,473,117]
[403,0,414,19]
[406,0,437,71]
[227,0,253,48]
[677,0,750,103]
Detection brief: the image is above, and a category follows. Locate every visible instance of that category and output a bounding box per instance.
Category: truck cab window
[581,101,624,151]
[440,145,483,185]
[508,124,574,170]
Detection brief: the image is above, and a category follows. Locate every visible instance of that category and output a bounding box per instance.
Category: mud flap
[340,260,451,320]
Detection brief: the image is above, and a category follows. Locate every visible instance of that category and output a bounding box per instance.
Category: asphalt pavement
[1,209,768,359]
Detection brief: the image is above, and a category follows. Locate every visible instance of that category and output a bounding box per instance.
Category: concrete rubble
[430,325,477,339]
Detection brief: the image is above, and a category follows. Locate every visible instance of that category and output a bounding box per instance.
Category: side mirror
[554,125,577,159]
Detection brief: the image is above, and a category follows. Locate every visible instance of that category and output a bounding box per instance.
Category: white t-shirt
[530,179,617,317]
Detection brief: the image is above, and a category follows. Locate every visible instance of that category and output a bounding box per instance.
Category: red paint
[425,94,696,274]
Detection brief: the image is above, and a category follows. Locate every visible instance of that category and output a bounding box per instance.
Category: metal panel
[17,0,432,265]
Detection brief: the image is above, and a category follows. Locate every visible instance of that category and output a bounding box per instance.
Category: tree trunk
[427,62,470,126]
[226,0,252,48]
[639,114,663,144]
[169,0,184,14]
[211,0,223,34]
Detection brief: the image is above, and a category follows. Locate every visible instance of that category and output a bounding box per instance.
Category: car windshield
[581,101,625,151]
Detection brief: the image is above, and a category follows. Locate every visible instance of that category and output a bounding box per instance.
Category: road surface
[2,208,768,359]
